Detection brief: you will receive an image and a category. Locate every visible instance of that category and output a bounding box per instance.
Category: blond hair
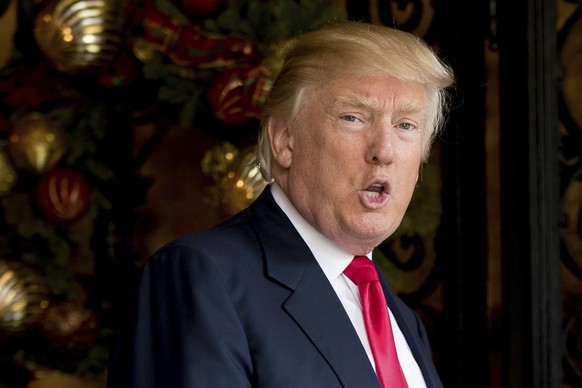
[256,21,454,182]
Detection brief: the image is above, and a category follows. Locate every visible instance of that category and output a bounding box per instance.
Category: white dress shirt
[271,184,427,387]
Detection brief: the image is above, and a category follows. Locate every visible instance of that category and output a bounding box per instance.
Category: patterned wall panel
[558,1,582,386]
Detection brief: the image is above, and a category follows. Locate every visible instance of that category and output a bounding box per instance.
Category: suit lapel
[248,188,380,388]
[283,260,381,388]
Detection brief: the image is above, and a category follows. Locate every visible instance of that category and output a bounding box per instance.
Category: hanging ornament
[0,260,50,340]
[176,0,228,18]
[41,301,98,354]
[96,50,141,87]
[202,144,267,215]
[208,65,272,125]
[6,113,67,174]
[0,150,17,196]
[141,6,261,68]
[0,63,71,110]
[33,0,125,74]
[200,141,239,183]
[219,146,267,215]
[36,168,91,224]
[27,372,105,388]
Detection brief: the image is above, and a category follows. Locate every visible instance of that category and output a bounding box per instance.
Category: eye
[397,122,415,130]
[340,114,359,122]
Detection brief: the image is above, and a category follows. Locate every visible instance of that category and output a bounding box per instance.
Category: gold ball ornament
[220,147,267,216]
[0,149,17,196]
[0,260,50,340]
[6,113,67,174]
[201,142,240,183]
[28,372,105,388]
[34,0,125,74]
[202,143,267,215]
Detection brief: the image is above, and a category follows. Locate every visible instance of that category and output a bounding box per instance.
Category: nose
[365,128,394,165]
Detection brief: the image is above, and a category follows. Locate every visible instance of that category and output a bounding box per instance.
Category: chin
[351,229,393,247]
[354,216,398,235]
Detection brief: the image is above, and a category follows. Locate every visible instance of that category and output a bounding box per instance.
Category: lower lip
[359,190,389,209]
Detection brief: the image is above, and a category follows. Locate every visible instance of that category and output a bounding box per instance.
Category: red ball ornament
[208,65,272,126]
[36,169,91,224]
[177,0,228,17]
[41,301,98,355]
[142,7,260,68]
[97,50,140,87]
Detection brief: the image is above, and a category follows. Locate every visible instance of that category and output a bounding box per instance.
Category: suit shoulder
[150,210,262,269]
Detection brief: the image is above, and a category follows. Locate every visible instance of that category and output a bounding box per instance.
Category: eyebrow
[328,95,425,117]
[329,96,379,110]
[397,100,425,115]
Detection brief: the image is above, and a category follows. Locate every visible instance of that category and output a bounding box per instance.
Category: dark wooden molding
[437,0,490,386]
[497,0,562,386]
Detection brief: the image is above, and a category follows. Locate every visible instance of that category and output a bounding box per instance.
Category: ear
[268,118,293,169]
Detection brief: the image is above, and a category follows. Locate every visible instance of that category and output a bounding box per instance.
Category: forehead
[314,75,426,113]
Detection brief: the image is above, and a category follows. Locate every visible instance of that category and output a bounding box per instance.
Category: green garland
[142,0,346,128]
[0,0,347,381]
[0,0,445,381]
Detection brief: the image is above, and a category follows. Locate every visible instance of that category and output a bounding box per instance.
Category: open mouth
[364,183,385,199]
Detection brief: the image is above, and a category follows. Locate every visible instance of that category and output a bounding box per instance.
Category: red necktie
[344,256,408,388]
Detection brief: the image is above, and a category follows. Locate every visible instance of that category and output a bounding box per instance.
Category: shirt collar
[270,183,371,283]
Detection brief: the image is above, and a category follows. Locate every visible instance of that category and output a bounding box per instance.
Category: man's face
[271,75,426,255]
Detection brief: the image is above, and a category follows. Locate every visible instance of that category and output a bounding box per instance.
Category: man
[108,21,454,387]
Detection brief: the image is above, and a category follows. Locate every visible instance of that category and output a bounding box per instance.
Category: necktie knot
[343,255,379,285]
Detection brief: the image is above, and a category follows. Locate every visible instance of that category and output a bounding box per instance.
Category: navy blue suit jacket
[107,187,442,387]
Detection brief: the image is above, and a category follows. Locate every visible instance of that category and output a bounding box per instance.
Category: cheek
[325,132,363,160]
[399,143,423,168]
[299,133,349,169]
[397,155,422,190]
